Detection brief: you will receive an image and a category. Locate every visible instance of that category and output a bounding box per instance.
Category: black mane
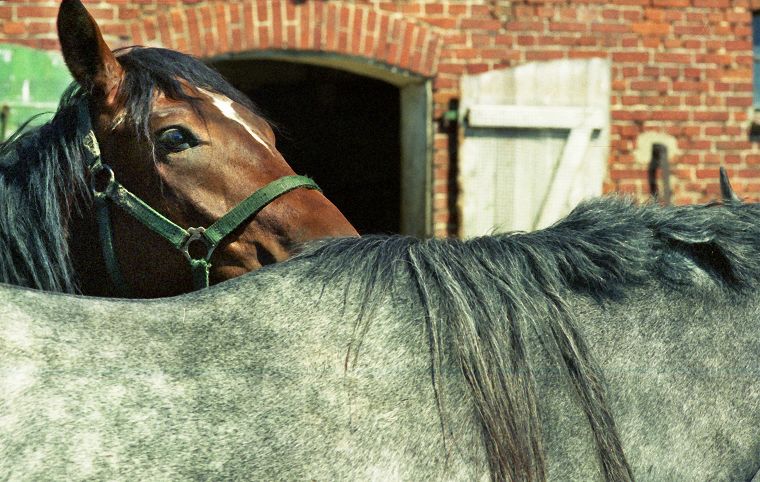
[0,47,258,292]
[0,85,88,292]
[301,197,760,307]
[294,197,760,481]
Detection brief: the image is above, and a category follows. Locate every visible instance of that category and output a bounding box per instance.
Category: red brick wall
[1,0,756,236]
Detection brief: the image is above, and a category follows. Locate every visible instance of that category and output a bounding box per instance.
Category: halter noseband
[79,103,320,296]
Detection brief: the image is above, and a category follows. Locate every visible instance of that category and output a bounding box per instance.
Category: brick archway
[127,1,441,77]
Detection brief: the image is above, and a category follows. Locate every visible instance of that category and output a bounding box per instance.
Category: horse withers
[0,0,356,297]
[1,196,759,480]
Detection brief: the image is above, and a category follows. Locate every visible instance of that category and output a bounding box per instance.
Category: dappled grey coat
[2,197,760,481]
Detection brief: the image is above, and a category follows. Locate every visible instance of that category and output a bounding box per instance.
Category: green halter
[79,107,319,296]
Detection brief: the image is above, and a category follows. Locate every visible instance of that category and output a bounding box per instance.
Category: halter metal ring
[90,163,115,195]
[181,227,213,261]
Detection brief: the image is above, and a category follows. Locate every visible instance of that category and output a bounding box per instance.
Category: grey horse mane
[294,196,760,481]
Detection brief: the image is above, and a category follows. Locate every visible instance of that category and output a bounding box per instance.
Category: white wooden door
[458,58,610,237]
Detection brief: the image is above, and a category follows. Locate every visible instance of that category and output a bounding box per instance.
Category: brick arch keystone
[127,1,442,77]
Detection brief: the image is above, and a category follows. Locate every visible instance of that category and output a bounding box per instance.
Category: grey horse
[2,196,760,481]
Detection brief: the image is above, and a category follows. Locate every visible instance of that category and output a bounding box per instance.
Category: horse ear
[719,167,742,204]
[57,0,123,101]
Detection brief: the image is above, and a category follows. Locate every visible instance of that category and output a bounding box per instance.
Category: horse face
[105,85,358,284]
[57,0,356,297]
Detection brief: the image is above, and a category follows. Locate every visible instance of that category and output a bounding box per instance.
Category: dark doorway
[210,59,401,235]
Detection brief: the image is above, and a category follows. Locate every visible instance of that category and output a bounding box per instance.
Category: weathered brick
[425,3,444,15]
[17,6,59,18]
[4,0,758,226]
[650,110,689,121]
[726,96,753,107]
[517,35,536,46]
[592,23,628,33]
[673,81,708,92]
[460,18,502,30]
[3,22,26,35]
[631,21,670,35]
[694,0,730,6]
[644,8,665,21]
[27,22,54,34]
[652,0,689,7]
[569,50,609,59]
[550,22,587,32]
[630,80,669,92]
[526,51,565,61]
[718,141,753,150]
[612,51,650,62]
[693,111,730,121]
[655,53,692,64]
[611,169,649,181]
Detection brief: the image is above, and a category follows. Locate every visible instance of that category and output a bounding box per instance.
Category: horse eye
[157,127,198,152]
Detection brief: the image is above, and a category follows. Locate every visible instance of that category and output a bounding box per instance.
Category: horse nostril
[254,242,277,266]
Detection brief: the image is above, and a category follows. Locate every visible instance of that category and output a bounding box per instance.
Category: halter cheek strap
[80,115,320,296]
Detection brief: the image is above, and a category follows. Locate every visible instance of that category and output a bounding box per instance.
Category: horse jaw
[208,187,358,282]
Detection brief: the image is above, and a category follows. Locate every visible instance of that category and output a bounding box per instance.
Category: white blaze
[205,91,273,153]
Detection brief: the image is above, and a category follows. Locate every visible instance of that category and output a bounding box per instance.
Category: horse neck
[66,201,118,297]
[284,187,359,240]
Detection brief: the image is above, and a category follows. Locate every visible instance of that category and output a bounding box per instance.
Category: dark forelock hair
[114,47,261,138]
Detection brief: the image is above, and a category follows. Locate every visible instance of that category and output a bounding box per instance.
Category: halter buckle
[181,227,212,261]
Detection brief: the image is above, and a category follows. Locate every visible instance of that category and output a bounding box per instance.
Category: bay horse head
[28,0,356,297]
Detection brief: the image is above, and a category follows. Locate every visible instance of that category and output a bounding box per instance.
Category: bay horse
[2,195,759,480]
[0,0,356,298]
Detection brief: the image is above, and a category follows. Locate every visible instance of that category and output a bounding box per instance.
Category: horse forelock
[112,47,264,141]
[0,85,90,293]
[295,197,760,481]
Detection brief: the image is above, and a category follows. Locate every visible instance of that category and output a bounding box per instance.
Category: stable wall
[1,0,756,236]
